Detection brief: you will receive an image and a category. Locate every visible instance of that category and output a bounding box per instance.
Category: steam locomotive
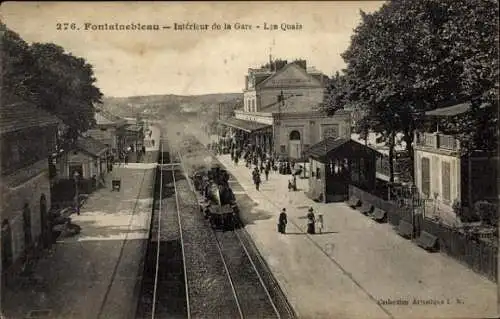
[192,165,240,230]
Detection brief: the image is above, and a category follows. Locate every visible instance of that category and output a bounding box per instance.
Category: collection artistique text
[378,298,464,306]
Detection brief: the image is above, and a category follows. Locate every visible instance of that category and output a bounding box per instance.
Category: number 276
[56,23,77,30]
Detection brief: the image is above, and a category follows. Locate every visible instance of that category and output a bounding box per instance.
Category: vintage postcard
[0,1,498,319]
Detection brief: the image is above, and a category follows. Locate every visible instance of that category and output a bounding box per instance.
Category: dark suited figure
[278,208,288,234]
[307,207,316,234]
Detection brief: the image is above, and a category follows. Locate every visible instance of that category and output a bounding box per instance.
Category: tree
[29,43,102,139]
[321,71,350,116]
[324,0,499,180]
[1,23,102,141]
[0,22,36,100]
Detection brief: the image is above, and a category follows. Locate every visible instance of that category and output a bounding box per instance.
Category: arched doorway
[23,203,32,251]
[40,194,50,248]
[2,219,13,270]
[288,130,302,159]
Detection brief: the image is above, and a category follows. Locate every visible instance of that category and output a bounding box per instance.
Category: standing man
[252,168,261,191]
[278,208,288,234]
[264,164,270,181]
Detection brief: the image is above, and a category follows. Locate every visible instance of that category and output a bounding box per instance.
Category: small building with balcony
[414,101,498,220]
[1,96,60,280]
[217,59,351,160]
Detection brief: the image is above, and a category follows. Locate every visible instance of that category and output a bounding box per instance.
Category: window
[289,130,301,140]
[316,168,321,180]
[322,125,339,139]
[70,164,83,177]
[421,157,430,197]
[252,99,256,112]
[351,159,359,183]
[280,145,286,153]
[100,128,107,131]
[442,161,451,202]
[359,158,366,184]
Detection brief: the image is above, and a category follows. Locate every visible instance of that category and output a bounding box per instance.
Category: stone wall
[1,161,51,269]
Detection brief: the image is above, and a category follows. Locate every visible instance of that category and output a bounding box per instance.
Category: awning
[218,117,271,133]
[303,137,350,159]
[425,101,489,117]
[304,137,375,161]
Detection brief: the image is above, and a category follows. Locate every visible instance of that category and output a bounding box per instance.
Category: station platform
[1,125,161,319]
[217,154,498,319]
[1,165,156,319]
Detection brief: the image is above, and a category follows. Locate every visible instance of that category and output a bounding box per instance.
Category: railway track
[136,143,188,319]
[177,140,296,319]
[138,134,295,319]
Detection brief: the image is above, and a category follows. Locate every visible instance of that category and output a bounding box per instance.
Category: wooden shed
[304,137,377,202]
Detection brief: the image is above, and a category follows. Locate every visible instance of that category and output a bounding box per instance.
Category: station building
[1,95,60,281]
[217,59,351,159]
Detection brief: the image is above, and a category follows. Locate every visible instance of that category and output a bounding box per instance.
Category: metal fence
[348,184,498,282]
[420,217,498,282]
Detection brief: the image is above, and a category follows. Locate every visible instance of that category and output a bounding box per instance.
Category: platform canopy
[304,137,375,162]
[217,117,271,133]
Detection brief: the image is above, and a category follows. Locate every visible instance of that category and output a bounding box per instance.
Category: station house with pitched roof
[217,59,351,160]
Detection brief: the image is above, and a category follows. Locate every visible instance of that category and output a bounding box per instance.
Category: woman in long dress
[317,212,324,234]
[307,207,315,234]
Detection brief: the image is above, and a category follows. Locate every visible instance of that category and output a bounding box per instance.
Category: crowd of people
[215,142,305,193]
[210,140,325,236]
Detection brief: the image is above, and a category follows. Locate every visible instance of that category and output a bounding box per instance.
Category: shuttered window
[442,161,451,202]
[421,157,430,197]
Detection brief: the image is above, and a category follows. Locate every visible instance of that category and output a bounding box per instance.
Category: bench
[346,196,361,209]
[370,208,387,222]
[358,203,374,215]
[416,231,439,252]
[397,220,414,239]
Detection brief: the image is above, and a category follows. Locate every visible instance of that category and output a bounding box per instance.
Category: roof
[256,62,323,89]
[125,124,142,132]
[0,96,60,135]
[425,101,490,116]
[94,109,127,126]
[217,117,271,133]
[76,136,108,157]
[304,137,350,159]
[262,95,323,113]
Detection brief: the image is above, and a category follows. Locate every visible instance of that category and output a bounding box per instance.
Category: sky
[1,1,385,97]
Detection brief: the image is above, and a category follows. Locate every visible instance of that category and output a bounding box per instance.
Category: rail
[150,145,190,319]
[178,146,283,319]
[171,152,191,319]
[150,145,164,318]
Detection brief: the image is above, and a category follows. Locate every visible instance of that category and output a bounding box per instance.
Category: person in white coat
[317,211,324,234]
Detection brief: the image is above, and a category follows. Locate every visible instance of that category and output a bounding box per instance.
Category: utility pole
[274,90,285,156]
[218,103,221,151]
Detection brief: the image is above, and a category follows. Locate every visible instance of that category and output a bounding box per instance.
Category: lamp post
[73,171,81,215]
